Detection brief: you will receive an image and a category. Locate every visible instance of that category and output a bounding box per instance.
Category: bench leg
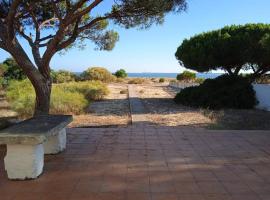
[4,144,44,180]
[43,128,66,154]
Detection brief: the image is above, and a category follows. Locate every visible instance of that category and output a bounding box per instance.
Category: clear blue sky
[1,0,270,73]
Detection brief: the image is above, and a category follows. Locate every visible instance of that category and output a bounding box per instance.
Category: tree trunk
[33,77,52,116]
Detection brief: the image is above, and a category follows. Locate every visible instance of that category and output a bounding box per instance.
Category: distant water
[127,73,222,79]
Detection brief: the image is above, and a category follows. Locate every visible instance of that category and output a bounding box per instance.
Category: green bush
[174,75,257,109]
[195,78,205,84]
[0,58,26,86]
[81,67,116,82]
[6,80,109,118]
[114,69,128,78]
[176,70,196,82]
[51,70,76,83]
[159,78,165,83]
[128,78,145,84]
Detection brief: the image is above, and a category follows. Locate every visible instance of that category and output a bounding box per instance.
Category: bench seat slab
[4,144,44,180]
[44,128,66,154]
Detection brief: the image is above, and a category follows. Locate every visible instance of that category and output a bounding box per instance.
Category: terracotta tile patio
[0,125,270,200]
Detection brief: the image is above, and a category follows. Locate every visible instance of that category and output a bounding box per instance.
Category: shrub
[195,78,205,84]
[254,74,270,84]
[120,89,128,94]
[51,70,76,83]
[159,78,165,83]
[6,80,109,118]
[174,75,257,109]
[177,70,196,82]
[0,58,26,86]
[114,69,128,78]
[81,67,116,82]
[128,78,145,84]
[50,85,88,115]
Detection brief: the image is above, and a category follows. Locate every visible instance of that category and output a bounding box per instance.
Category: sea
[127,73,222,79]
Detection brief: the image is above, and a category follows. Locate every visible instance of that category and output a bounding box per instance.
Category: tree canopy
[0,0,187,115]
[114,69,127,78]
[175,24,270,78]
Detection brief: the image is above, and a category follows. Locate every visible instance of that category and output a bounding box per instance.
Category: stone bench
[0,115,72,180]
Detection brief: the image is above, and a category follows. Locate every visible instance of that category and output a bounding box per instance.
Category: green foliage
[175,23,270,77]
[60,81,109,101]
[114,69,128,78]
[176,70,196,81]
[128,78,145,84]
[6,80,109,118]
[194,78,205,84]
[81,67,116,83]
[174,75,257,109]
[51,70,76,83]
[0,58,26,86]
[159,78,165,83]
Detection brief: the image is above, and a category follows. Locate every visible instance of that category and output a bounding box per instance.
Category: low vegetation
[81,67,116,83]
[174,75,257,109]
[51,70,76,83]
[6,80,109,118]
[128,78,145,84]
[159,78,165,83]
[177,70,196,82]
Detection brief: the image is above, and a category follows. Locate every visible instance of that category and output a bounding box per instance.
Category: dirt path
[70,82,270,129]
[70,84,131,127]
[135,84,213,127]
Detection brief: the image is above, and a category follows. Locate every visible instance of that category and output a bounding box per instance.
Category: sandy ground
[135,83,213,127]
[2,81,270,129]
[70,84,130,127]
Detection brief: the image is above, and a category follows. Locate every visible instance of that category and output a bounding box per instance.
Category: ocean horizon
[74,72,223,79]
[127,72,222,79]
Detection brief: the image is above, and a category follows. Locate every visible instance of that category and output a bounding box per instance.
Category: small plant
[120,89,128,94]
[159,78,165,83]
[177,70,196,82]
[128,78,145,84]
[114,69,128,78]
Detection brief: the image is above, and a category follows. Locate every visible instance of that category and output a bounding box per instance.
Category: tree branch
[6,0,22,40]
[18,26,34,46]
[67,0,103,24]
[57,18,80,51]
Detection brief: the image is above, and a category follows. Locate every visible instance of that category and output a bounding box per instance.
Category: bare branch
[18,26,33,45]
[38,35,55,42]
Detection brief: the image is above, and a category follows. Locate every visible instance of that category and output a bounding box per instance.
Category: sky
[1,0,270,73]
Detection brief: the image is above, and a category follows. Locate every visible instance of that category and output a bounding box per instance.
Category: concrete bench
[0,115,72,180]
